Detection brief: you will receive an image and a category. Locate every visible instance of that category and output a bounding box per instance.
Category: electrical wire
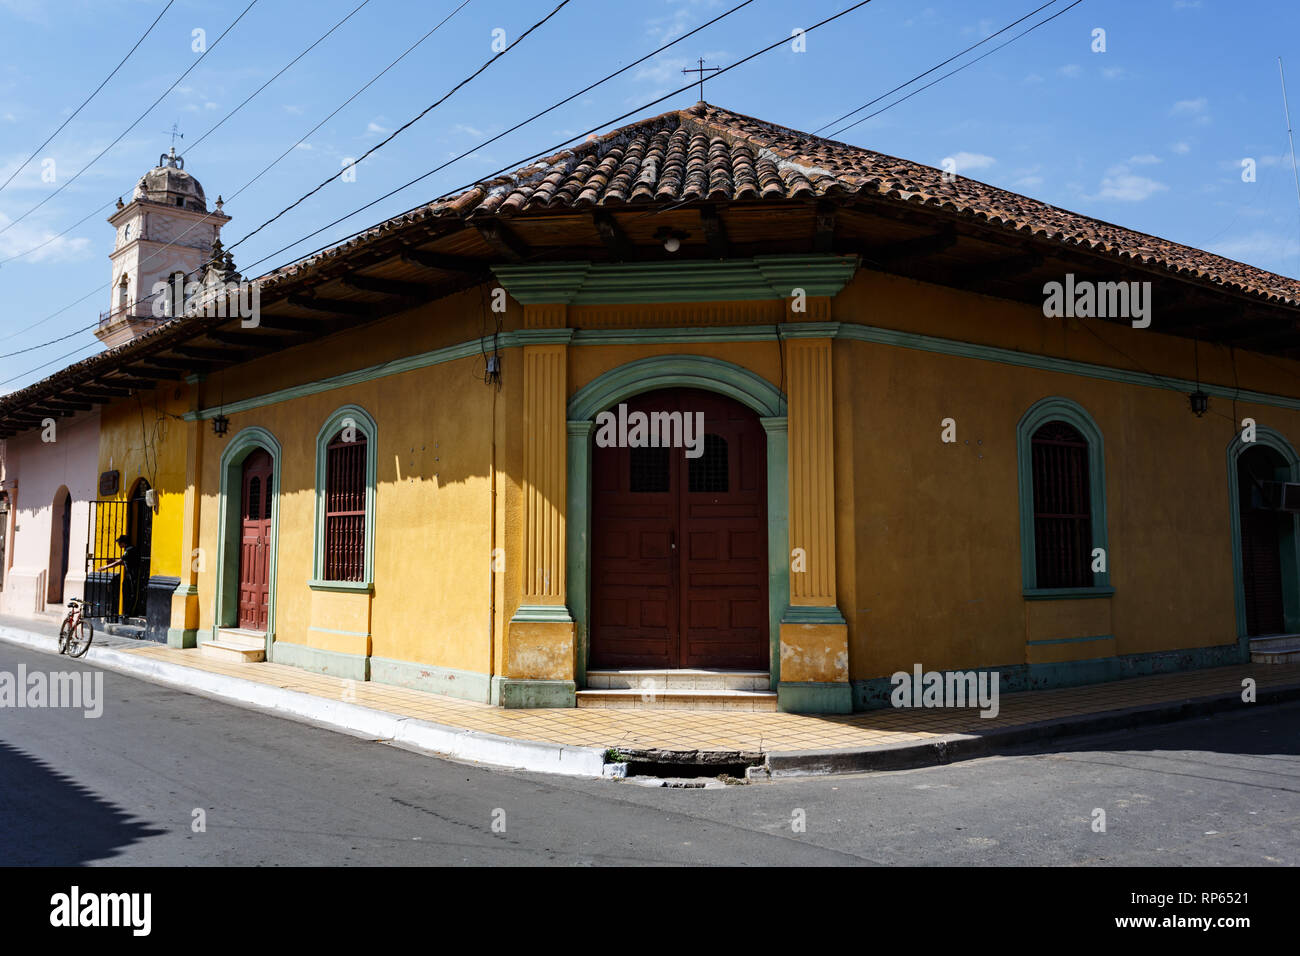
[0,0,260,239]
[0,0,176,198]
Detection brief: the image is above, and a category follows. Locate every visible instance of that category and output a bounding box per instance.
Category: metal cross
[681,57,720,102]
[162,121,184,149]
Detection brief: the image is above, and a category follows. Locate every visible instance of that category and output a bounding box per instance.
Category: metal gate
[85,498,133,622]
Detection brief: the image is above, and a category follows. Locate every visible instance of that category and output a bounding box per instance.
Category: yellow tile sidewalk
[118,643,1300,754]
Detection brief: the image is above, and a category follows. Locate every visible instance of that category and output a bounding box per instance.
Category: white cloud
[1171,97,1208,115]
[0,212,92,263]
[1013,175,1044,190]
[1171,141,1191,154]
[1091,162,1169,201]
[1101,66,1124,80]
[1058,64,1082,78]
[366,121,389,135]
[1209,231,1300,269]
[1127,154,1162,165]
[451,123,483,137]
[947,151,996,173]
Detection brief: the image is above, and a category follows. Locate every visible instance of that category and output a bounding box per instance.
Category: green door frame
[566,355,788,689]
[214,426,282,658]
[1226,425,1300,650]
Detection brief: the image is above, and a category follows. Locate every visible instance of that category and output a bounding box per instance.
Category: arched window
[1017,398,1111,597]
[1030,422,1092,588]
[323,429,367,581]
[311,405,377,589]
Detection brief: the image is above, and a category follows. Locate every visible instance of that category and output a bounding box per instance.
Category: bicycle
[58,598,94,659]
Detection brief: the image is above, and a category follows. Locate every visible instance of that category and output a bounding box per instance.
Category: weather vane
[163,121,184,150]
[682,58,720,102]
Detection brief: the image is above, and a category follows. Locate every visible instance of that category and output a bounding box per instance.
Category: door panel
[590,389,767,670]
[238,449,273,631]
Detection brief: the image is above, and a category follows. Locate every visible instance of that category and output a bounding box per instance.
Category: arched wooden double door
[590,388,768,670]
[239,449,273,631]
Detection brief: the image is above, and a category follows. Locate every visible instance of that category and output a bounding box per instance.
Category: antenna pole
[1279,58,1300,256]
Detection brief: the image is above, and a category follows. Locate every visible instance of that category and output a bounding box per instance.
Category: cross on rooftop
[681,58,720,102]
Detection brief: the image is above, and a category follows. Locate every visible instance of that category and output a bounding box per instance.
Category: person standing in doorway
[101,534,143,618]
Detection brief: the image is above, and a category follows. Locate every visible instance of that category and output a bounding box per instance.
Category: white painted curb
[0,625,607,778]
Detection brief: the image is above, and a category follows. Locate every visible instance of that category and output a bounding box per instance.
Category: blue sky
[1,0,1298,392]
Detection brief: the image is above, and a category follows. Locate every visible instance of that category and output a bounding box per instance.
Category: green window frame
[310,404,377,592]
[1016,396,1113,599]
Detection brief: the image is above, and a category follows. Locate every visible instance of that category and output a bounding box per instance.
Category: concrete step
[1250,634,1300,663]
[585,668,770,692]
[199,635,266,663]
[576,687,778,712]
[104,622,147,640]
[214,628,267,650]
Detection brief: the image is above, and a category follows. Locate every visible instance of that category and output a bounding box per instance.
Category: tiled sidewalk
[112,642,1300,754]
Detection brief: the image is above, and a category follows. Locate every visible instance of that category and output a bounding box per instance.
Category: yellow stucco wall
[194,289,516,677]
[183,265,1300,691]
[96,384,191,578]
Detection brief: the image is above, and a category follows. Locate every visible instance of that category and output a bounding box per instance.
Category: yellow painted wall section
[97,384,191,578]
[833,279,1293,679]
[196,351,499,675]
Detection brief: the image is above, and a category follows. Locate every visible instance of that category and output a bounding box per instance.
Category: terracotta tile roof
[266,102,1300,308]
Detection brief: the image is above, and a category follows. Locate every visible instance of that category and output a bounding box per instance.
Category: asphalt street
[2,641,1297,866]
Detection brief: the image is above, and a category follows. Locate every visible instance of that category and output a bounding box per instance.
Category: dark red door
[590,389,767,669]
[238,449,272,631]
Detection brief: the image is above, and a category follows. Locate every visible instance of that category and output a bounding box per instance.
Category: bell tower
[99,146,231,348]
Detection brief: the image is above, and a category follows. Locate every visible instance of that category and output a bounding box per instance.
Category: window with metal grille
[324,430,366,581]
[689,434,728,493]
[630,446,669,493]
[1031,421,1093,588]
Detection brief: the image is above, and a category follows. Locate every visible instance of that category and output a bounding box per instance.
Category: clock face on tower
[123,222,132,243]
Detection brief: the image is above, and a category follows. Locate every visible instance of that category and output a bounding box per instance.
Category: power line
[238,0,880,276]
[829,0,1086,138]
[813,0,1061,135]
[0,0,454,345]
[0,0,737,365]
[0,0,260,240]
[0,0,371,268]
[0,0,176,198]
[226,0,575,255]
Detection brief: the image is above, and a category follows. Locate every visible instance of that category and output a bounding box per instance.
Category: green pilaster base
[271,640,370,681]
[167,627,199,649]
[778,681,853,714]
[490,677,576,709]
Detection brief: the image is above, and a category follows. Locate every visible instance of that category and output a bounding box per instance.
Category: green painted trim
[214,426,281,659]
[761,416,789,690]
[490,677,576,709]
[567,420,594,687]
[568,354,786,420]
[852,641,1245,709]
[514,328,575,345]
[184,336,503,421]
[1016,397,1111,592]
[369,655,492,704]
[776,321,841,339]
[566,355,789,691]
[492,255,859,305]
[271,640,370,681]
[171,582,198,598]
[312,404,378,587]
[1025,633,1114,646]
[509,604,574,623]
[777,681,853,714]
[166,627,198,649]
[1023,586,1116,600]
[836,323,1300,412]
[782,604,847,625]
[182,323,1300,425]
[1226,425,1300,650]
[308,625,371,637]
[574,326,782,346]
[307,579,374,593]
